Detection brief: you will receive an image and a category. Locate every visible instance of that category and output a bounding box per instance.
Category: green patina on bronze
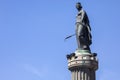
[75,49,91,54]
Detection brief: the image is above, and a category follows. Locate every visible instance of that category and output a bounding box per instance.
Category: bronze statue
[76,2,92,51]
[65,2,92,51]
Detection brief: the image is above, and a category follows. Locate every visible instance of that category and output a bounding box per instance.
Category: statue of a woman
[76,2,92,51]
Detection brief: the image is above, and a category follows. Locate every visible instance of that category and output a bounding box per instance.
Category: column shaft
[71,68,95,80]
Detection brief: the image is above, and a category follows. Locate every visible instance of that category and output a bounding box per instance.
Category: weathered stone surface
[66,50,98,80]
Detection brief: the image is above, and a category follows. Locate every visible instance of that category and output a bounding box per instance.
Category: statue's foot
[83,45,90,51]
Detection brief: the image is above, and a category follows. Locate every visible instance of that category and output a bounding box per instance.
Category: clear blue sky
[0,0,120,80]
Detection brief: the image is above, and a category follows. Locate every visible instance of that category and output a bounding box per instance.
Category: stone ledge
[68,59,98,70]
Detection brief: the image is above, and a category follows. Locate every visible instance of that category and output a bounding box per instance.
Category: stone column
[66,50,98,80]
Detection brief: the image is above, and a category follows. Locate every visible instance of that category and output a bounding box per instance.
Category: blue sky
[0,0,120,80]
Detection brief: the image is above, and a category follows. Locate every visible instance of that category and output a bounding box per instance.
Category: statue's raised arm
[75,2,92,51]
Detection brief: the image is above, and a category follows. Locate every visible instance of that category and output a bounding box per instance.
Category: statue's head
[76,2,82,11]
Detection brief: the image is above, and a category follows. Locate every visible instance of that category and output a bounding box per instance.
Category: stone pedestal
[66,50,98,80]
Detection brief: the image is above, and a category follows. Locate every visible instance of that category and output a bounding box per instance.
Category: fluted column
[67,52,98,80]
[70,68,96,80]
